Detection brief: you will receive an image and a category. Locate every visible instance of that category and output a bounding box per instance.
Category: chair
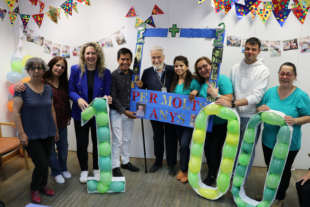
[0,122,29,188]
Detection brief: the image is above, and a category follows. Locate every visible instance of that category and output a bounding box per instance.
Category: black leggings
[296,179,310,207]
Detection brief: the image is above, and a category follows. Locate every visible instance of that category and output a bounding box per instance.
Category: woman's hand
[77,98,89,111]
[257,104,270,112]
[19,132,28,147]
[215,98,231,107]
[55,131,59,142]
[284,116,296,126]
[104,95,113,104]
[297,171,310,185]
[189,90,198,102]
[14,82,26,93]
[207,83,219,98]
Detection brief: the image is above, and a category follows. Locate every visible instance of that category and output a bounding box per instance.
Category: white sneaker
[62,171,71,179]
[54,174,65,184]
[79,171,88,183]
[93,170,100,178]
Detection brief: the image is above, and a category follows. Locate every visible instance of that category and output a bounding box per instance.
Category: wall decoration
[73,1,78,13]
[20,14,30,29]
[261,40,269,51]
[152,4,164,15]
[8,11,17,26]
[282,38,298,51]
[39,0,45,13]
[169,24,180,37]
[32,13,44,28]
[62,45,70,58]
[298,0,310,10]
[125,6,137,17]
[43,39,52,54]
[227,35,241,47]
[52,43,61,56]
[12,5,19,14]
[29,0,38,6]
[4,0,17,11]
[272,0,290,15]
[270,41,281,56]
[135,17,143,28]
[241,38,246,53]
[298,36,310,53]
[114,30,126,45]
[250,1,262,20]
[0,8,6,21]
[72,45,81,56]
[198,0,206,4]
[145,16,156,27]
[292,6,309,24]
[256,8,272,23]
[273,8,291,27]
[61,0,73,16]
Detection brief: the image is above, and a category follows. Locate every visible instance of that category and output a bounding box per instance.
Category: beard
[153,62,164,71]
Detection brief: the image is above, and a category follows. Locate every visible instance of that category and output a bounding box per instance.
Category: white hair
[150,46,165,55]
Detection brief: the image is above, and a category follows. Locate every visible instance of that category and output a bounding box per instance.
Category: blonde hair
[79,42,105,78]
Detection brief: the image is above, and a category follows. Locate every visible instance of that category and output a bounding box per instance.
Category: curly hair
[170,56,195,93]
[79,42,105,78]
[43,56,69,90]
[194,56,212,84]
[25,57,49,72]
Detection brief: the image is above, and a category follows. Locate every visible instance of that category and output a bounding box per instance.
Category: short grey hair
[25,57,49,71]
[150,46,165,55]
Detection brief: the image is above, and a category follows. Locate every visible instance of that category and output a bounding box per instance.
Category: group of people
[10,37,310,207]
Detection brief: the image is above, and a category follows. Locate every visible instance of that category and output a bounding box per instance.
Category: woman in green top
[194,56,233,186]
[257,62,310,207]
[170,55,201,183]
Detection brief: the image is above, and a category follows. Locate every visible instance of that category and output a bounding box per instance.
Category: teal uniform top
[173,79,201,95]
[199,74,233,125]
[258,86,310,151]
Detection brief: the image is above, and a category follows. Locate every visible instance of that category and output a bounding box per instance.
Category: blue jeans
[175,125,193,172]
[49,127,69,177]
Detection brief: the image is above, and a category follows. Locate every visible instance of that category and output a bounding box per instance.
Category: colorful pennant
[62,8,69,18]
[61,0,73,16]
[152,4,164,15]
[57,7,61,19]
[145,16,156,27]
[250,1,262,20]
[225,3,232,14]
[20,14,30,29]
[290,0,300,8]
[46,7,58,24]
[135,17,143,27]
[273,8,291,26]
[39,0,45,13]
[4,0,17,11]
[292,6,309,24]
[73,2,78,13]
[32,13,44,28]
[198,0,206,4]
[125,6,137,17]
[8,11,17,26]
[84,0,91,6]
[215,0,232,13]
[0,8,7,21]
[256,8,272,23]
[263,1,274,9]
[235,3,251,19]
[298,0,310,10]
[272,0,290,15]
[29,0,38,6]
[13,5,19,14]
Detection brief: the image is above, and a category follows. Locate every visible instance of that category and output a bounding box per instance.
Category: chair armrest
[0,122,15,127]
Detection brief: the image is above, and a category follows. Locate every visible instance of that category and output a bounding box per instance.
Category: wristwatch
[231,101,235,108]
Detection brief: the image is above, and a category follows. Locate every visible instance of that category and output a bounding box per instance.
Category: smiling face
[117,53,132,72]
[174,60,188,77]
[138,105,143,111]
[278,65,296,88]
[196,59,212,80]
[52,60,65,77]
[27,62,44,81]
[151,50,165,70]
[84,46,98,66]
[244,42,260,64]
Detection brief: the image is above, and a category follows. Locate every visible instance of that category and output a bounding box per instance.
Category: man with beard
[136,46,177,176]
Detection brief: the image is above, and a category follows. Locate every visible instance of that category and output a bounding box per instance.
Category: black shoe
[112,168,123,177]
[121,162,140,172]
[0,200,5,207]
[168,166,176,177]
[203,176,215,186]
[149,163,163,173]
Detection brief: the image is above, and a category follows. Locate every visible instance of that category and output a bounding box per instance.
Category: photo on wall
[227,35,241,47]
[72,45,81,56]
[283,39,298,51]
[261,40,269,51]
[33,36,44,46]
[114,30,126,45]
[270,41,281,57]
[298,36,310,53]
[136,103,146,118]
[52,43,61,56]
[62,45,70,59]
[43,40,52,54]
[241,38,247,53]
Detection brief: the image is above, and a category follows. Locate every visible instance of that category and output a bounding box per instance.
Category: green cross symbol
[169,24,180,37]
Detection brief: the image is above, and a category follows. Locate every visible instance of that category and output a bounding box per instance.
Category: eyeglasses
[197,64,210,71]
[279,72,294,78]
[30,67,43,71]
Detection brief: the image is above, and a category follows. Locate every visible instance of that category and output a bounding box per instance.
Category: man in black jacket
[136,46,177,176]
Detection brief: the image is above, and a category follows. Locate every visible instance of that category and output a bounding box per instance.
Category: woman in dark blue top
[13,57,59,204]
[68,42,112,183]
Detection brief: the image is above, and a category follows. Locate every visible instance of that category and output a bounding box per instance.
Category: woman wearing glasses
[194,56,233,186]
[256,62,310,207]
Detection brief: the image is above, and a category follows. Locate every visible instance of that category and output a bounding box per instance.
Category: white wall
[1,0,310,169]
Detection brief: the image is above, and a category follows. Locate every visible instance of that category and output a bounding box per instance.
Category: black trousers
[204,123,228,178]
[262,144,299,200]
[296,179,310,207]
[74,119,98,171]
[150,120,177,166]
[25,137,53,190]
[175,125,193,172]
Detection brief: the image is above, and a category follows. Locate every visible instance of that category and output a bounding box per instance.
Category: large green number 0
[81,98,126,194]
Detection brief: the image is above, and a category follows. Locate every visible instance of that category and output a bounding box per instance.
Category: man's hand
[124,111,137,119]
[215,98,231,107]
[136,81,143,88]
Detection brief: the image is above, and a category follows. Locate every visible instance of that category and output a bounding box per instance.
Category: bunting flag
[273,8,291,26]
[39,1,45,13]
[211,0,215,9]
[61,0,73,16]
[255,8,272,23]
[250,1,262,20]
[235,0,257,19]
[198,0,206,4]
[85,0,91,6]
[29,0,38,6]
[32,13,44,28]
[46,7,58,24]
[292,6,309,24]
[152,4,164,15]
[57,7,61,19]
[273,0,290,15]
[125,6,137,17]
[8,11,17,26]
[135,17,143,27]
[4,0,17,11]
[20,14,30,29]
[62,8,69,18]
[263,1,274,9]
[290,0,300,8]
[298,0,310,10]
[12,5,19,14]
[73,2,78,13]
[225,3,232,14]
[0,8,7,21]
[215,0,228,13]
[145,16,156,27]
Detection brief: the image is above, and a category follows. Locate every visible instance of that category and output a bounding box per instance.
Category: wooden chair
[0,122,29,188]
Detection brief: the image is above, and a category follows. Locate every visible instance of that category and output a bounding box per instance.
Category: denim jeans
[175,125,193,172]
[49,127,69,177]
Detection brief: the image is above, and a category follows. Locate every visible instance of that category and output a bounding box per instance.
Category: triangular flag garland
[39,1,45,13]
[4,0,17,11]
[8,11,17,26]
[235,4,252,19]
[13,5,19,14]
[46,7,58,24]
[0,8,7,21]
[256,8,272,23]
[84,0,91,6]
[198,0,206,4]
[32,13,44,28]
[62,8,69,18]
[298,0,310,10]
[29,0,38,6]
[292,6,309,24]
[73,2,78,13]
[76,0,85,3]
[152,4,164,15]
[57,7,61,19]
[215,0,232,13]
[125,6,137,17]
[20,14,30,29]
[273,8,291,26]
[135,17,143,27]
[272,0,290,15]
[225,3,232,14]
[250,1,262,20]
[145,16,155,27]
[263,1,274,10]
[290,0,300,8]
[61,0,73,16]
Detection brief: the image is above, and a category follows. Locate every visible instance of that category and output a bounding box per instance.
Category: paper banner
[20,14,30,29]
[13,5,19,14]
[76,0,90,5]
[272,0,290,15]
[39,1,45,13]
[256,8,272,23]
[263,1,274,9]
[145,16,156,27]
[0,8,7,21]
[211,0,215,8]
[57,7,61,19]
[32,13,44,28]
[273,8,291,27]
[292,6,309,24]
[46,7,58,24]
[73,1,78,13]
[250,1,262,19]
[4,0,17,11]
[8,11,17,26]
[290,0,300,8]
[225,3,232,14]
[152,4,164,15]
[235,4,251,19]
[198,0,206,4]
[298,0,310,10]
[215,0,232,13]
[29,0,38,6]
[61,0,73,16]
[62,8,69,18]
[125,6,137,17]
[135,17,143,27]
